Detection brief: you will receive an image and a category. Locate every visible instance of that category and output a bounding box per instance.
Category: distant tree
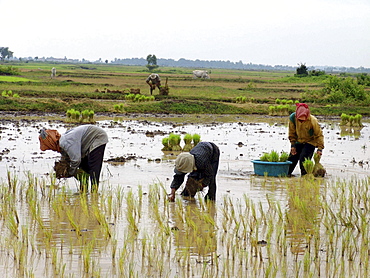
[105,60,108,64]
[34,56,39,61]
[295,63,308,77]
[0,47,14,60]
[146,54,159,71]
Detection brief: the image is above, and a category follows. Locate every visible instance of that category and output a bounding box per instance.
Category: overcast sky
[2,0,370,68]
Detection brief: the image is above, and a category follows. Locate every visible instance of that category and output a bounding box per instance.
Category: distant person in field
[169,142,220,202]
[39,125,108,191]
[146,73,161,95]
[51,67,56,79]
[287,103,324,176]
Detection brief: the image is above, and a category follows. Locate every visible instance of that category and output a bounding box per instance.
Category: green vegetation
[66,108,94,122]
[2,172,369,276]
[2,90,19,98]
[260,150,289,162]
[0,61,369,116]
[340,113,363,127]
[161,133,200,152]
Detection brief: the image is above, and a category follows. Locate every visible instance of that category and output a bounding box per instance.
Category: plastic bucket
[251,160,292,177]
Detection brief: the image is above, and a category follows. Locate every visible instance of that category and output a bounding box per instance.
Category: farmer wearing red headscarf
[39,125,108,191]
[288,103,324,176]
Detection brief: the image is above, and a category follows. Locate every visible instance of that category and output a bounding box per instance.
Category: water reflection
[169,199,217,261]
[285,178,322,255]
[340,126,363,139]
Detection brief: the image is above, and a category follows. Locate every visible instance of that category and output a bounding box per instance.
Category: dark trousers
[288,143,315,175]
[79,144,106,191]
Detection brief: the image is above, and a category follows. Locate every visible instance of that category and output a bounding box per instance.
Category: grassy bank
[0,62,369,116]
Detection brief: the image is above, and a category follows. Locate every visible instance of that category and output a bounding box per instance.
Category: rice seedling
[168,133,182,151]
[161,137,170,151]
[303,158,314,176]
[267,150,279,162]
[113,103,124,112]
[182,133,193,152]
[192,133,201,146]
[279,151,289,162]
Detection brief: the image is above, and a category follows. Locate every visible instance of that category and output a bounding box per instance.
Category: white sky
[2,0,370,68]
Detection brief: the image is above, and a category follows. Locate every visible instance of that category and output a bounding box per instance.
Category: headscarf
[39,129,61,152]
[175,153,196,173]
[296,103,310,121]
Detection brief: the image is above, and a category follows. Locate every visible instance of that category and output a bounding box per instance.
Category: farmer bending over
[39,125,108,192]
[146,73,161,95]
[288,103,324,176]
[169,142,220,202]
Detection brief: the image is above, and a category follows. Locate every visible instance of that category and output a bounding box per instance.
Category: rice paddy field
[0,114,369,277]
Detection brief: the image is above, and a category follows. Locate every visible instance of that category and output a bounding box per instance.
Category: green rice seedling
[355,114,363,127]
[192,134,201,146]
[286,99,293,104]
[268,150,279,162]
[81,109,90,121]
[275,98,281,104]
[183,134,193,152]
[303,158,314,176]
[168,133,182,151]
[340,113,349,125]
[279,151,289,162]
[92,204,111,238]
[88,110,94,121]
[268,106,276,116]
[161,137,170,151]
[348,115,355,126]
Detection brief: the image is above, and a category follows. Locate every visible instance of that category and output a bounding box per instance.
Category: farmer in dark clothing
[39,125,108,192]
[169,142,220,202]
[288,103,324,176]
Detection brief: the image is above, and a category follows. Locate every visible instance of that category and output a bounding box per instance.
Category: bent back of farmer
[169,141,220,202]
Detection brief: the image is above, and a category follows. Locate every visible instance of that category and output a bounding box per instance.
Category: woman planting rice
[39,125,108,192]
[288,103,324,176]
[169,142,220,202]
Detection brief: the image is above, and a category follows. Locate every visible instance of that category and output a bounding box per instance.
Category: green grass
[0,76,35,82]
[0,61,369,116]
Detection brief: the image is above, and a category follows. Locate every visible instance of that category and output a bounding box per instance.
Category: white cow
[192,70,210,79]
[51,67,56,79]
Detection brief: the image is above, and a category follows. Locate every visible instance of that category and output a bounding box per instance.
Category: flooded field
[0,115,369,277]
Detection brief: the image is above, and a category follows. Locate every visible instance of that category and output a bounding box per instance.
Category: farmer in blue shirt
[169,142,220,202]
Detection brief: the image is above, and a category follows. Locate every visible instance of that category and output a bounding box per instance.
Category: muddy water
[0,117,369,199]
[0,116,370,277]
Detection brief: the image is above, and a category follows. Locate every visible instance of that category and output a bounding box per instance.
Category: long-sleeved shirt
[170,142,219,190]
[288,114,324,150]
[59,125,108,176]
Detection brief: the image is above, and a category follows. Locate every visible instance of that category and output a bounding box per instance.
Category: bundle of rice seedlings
[279,151,289,162]
[303,158,314,176]
[169,133,182,151]
[192,134,201,146]
[340,113,349,125]
[183,177,204,197]
[260,153,270,161]
[268,150,279,162]
[182,134,193,152]
[355,114,363,127]
[161,137,170,151]
[313,152,326,177]
[54,157,71,179]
